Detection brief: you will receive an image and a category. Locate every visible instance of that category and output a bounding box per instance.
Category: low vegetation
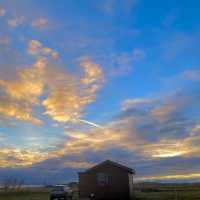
[0,188,49,200]
[0,183,200,200]
[134,183,200,200]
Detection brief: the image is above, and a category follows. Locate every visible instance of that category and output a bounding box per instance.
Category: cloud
[0,2,199,183]
[162,33,199,60]
[1,49,199,180]
[31,18,49,29]
[114,89,200,159]
[0,57,104,125]
[101,0,116,14]
[80,57,104,90]
[0,58,46,124]
[41,84,200,167]
[182,70,200,81]
[122,98,153,111]
[0,96,42,125]
[29,119,198,179]
[42,71,82,123]
[58,87,197,163]
[37,158,95,170]
[8,16,25,27]
[132,48,146,61]
[0,39,104,124]
[98,48,145,77]
[100,0,137,14]
[0,85,199,183]
[42,57,104,123]
[0,58,45,104]
[61,160,94,169]
[0,133,6,143]
[0,8,6,17]
[63,128,124,155]
[0,35,10,45]
[28,40,59,60]
[137,172,200,182]
[0,147,49,168]
[0,145,95,169]
[150,101,181,123]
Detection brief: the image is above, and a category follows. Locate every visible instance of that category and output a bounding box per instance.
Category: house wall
[79,164,132,200]
[128,173,134,198]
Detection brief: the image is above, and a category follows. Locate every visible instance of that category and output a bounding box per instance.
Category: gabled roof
[85,160,135,174]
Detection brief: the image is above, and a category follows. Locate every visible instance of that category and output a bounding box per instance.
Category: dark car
[49,185,72,200]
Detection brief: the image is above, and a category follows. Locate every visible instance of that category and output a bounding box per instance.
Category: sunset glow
[0,0,200,184]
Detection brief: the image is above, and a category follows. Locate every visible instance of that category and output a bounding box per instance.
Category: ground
[0,189,49,200]
[0,183,200,200]
[0,188,49,200]
[134,183,200,200]
[134,191,200,200]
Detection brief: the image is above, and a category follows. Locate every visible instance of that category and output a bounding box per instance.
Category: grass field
[0,189,49,200]
[135,191,200,200]
[0,183,200,200]
[134,183,200,200]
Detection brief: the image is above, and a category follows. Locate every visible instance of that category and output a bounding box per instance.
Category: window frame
[97,172,111,186]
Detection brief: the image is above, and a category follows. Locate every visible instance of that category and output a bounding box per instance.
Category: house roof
[85,160,135,174]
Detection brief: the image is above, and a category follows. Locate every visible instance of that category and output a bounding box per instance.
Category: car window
[53,186,65,192]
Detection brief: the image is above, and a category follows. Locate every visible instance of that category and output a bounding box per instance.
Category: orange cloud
[42,72,82,122]
[0,97,42,124]
[42,58,104,123]
[122,98,153,111]
[32,18,49,29]
[0,148,49,168]
[0,146,95,169]
[0,120,198,168]
[51,126,141,158]
[0,40,104,124]
[0,36,10,45]
[8,16,25,27]
[182,69,200,81]
[0,58,46,105]
[0,58,46,124]
[137,172,200,181]
[150,103,177,122]
[61,160,95,169]
[0,8,6,17]
[80,57,104,89]
[28,40,59,60]
[129,123,200,159]
[49,115,200,161]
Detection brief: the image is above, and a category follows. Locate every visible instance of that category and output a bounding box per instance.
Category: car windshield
[53,186,65,192]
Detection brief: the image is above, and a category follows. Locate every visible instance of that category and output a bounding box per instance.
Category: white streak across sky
[79,119,104,129]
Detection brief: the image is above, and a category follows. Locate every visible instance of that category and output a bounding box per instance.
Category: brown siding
[79,164,133,200]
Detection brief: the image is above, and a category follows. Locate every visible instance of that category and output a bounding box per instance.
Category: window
[97,173,110,186]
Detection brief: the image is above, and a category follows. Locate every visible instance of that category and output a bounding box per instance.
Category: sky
[0,0,200,185]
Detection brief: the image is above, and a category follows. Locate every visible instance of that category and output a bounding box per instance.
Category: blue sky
[0,0,200,184]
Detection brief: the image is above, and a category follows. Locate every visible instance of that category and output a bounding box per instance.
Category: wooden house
[79,160,135,200]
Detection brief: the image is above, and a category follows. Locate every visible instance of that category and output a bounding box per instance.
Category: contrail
[79,119,104,129]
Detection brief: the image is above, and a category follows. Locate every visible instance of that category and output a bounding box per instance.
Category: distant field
[134,183,200,200]
[135,191,200,200]
[0,183,200,200]
[0,188,49,200]
[1,190,200,200]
